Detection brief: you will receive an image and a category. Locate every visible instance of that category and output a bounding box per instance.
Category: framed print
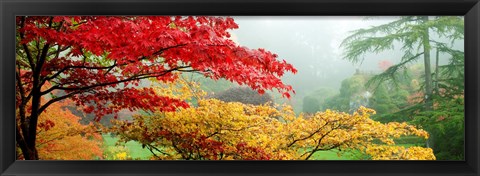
[1,0,479,176]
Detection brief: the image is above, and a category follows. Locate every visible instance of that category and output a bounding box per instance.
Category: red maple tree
[15,16,297,160]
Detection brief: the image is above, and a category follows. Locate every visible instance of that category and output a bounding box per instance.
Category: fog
[229,16,463,107]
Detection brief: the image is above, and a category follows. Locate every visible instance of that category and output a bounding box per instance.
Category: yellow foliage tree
[111,78,435,160]
[365,145,435,160]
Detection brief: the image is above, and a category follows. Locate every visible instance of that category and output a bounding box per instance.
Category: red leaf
[18,16,297,123]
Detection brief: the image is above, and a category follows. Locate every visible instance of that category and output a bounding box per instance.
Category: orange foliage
[34,100,103,160]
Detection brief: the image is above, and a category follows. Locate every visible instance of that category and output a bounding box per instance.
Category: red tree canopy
[16,16,297,120]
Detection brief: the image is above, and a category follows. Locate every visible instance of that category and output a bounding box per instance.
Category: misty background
[228,16,463,112]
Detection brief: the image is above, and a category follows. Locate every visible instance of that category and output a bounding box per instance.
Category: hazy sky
[230,16,399,95]
[228,16,463,99]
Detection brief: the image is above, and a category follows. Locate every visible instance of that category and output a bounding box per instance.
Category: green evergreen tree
[302,96,320,114]
[341,16,464,160]
[324,74,369,113]
[304,87,338,111]
[341,16,463,111]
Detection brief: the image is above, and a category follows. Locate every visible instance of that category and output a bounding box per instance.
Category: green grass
[102,134,355,160]
[102,134,153,160]
[309,150,356,160]
[297,148,364,160]
[300,137,426,160]
[102,134,425,160]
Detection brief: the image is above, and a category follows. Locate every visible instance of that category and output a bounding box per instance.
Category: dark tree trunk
[16,18,52,159]
[24,82,42,160]
[421,16,433,111]
[434,48,440,94]
[420,16,436,149]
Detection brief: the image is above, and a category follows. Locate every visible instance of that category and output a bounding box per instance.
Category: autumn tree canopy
[15,16,297,160]
[111,81,435,160]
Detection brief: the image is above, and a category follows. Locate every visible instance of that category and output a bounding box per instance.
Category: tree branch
[145,143,170,159]
[304,124,341,160]
[16,125,30,159]
[287,120,336,148]
[43,66,190,94]
[41,43,189,85]
[37,89,85,115]
[38,66,193,114]
[16,64,30,136]
[19,17,35,70]
[366,52,424,90]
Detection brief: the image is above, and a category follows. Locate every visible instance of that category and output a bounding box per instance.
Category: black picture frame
[1,0,479,176]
